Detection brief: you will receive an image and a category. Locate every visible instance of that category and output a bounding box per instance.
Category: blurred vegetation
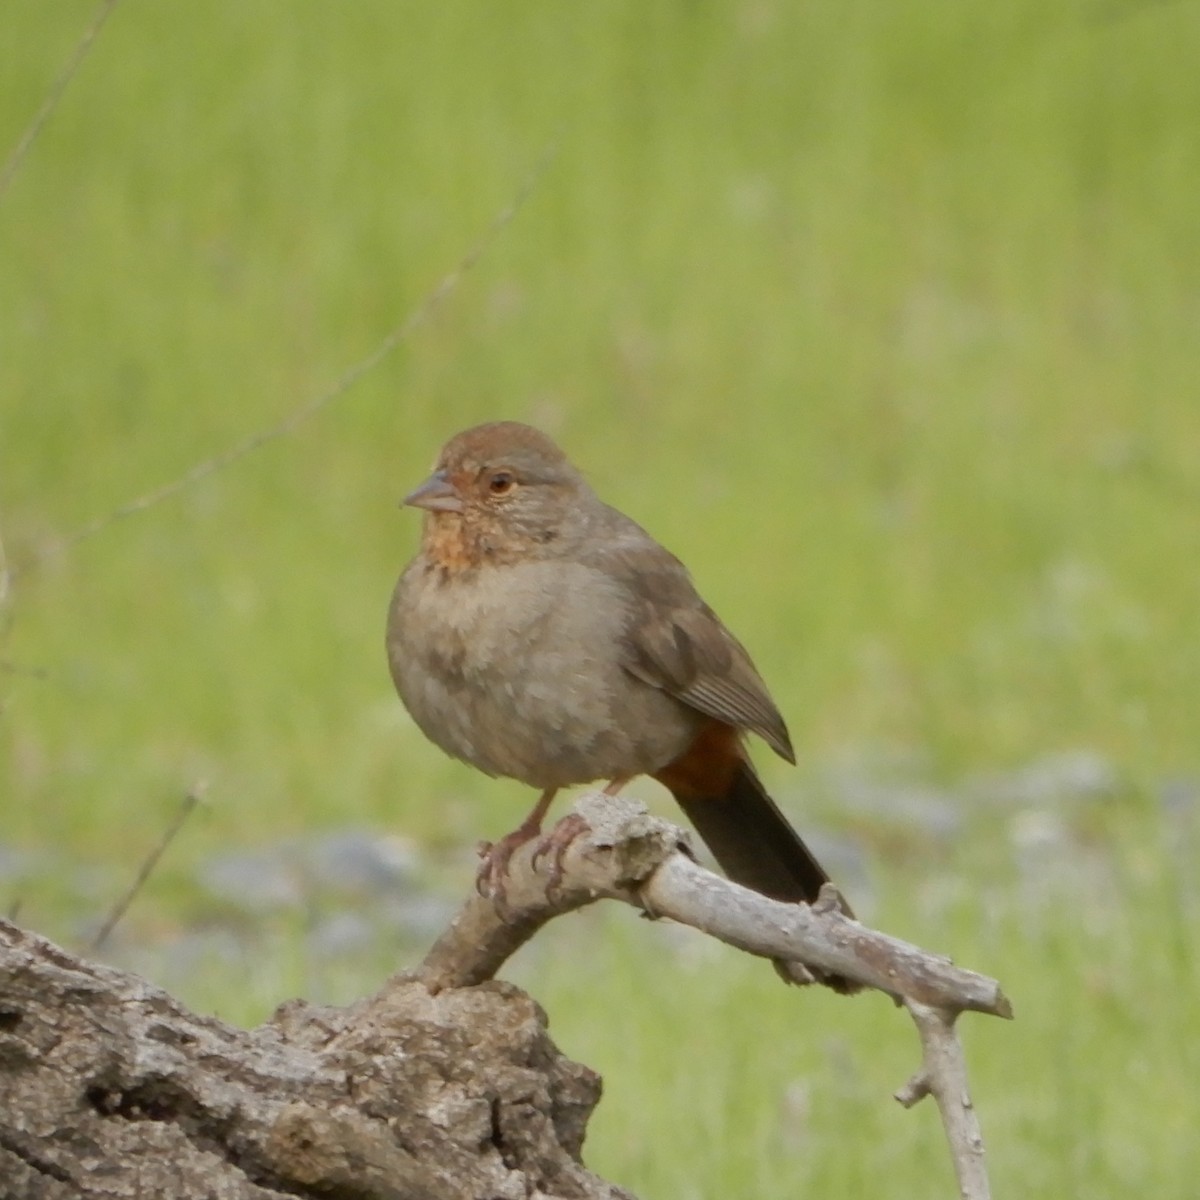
[2,1,1199,1196]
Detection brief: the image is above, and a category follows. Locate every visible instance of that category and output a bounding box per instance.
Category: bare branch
[414,791,1009,1199]
[417,792,1012,1022]
[10,137,560,583]
[0,0,122,205]
[896,1001,992,1200]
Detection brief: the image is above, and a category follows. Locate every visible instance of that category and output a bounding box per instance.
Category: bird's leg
[533,776,634,899]
[476,788,558,910]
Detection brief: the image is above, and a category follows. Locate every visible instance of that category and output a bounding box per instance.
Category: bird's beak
[402,469,465,514]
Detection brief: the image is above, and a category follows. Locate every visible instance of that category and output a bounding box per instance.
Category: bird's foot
[475,822,541,918]
[772,954,864,995]
[531,812,590,901]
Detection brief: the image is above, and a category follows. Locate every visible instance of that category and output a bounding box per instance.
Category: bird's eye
[487,471,516,496]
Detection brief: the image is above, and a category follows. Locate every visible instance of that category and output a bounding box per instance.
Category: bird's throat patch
[422,516,478,575]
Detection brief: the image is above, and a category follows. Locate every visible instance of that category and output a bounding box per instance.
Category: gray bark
[0,920,626,1200]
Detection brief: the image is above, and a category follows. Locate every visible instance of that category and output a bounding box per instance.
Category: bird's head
[403,421,591,567]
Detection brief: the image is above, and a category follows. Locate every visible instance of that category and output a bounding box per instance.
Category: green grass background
[2,1,1199,1195]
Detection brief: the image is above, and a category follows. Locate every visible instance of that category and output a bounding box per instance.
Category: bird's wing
[583,514,795,762]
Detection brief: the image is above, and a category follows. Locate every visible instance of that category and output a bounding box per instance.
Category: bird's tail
[671,758,844,910]
[656,732,858,992]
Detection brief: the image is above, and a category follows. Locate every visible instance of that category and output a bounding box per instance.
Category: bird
[386,421,854,985]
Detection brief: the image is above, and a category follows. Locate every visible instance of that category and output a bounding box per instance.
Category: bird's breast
[387,557,701,787]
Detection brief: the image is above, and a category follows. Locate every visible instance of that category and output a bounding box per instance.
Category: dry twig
[0,0,122,205]
[10,137,559,584]
[419,792,1011,1014]
[896,1000,991,1200]
[88,787,203,951]
[416,791,1010,1197]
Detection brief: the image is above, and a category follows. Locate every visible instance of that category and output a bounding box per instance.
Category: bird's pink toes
[475,824,540,917]
[531,812,590,901]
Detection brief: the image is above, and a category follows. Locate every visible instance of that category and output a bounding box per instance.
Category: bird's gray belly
[389,561,702,788]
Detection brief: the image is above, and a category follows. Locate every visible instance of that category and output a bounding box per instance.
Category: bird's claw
[475,826,538,920]
[475,812,590,915]
[530,812,589,902]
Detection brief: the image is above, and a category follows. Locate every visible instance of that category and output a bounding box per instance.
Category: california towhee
[387,421,853,982]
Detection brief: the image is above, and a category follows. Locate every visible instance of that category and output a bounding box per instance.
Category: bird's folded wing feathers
[588,529,795,762]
